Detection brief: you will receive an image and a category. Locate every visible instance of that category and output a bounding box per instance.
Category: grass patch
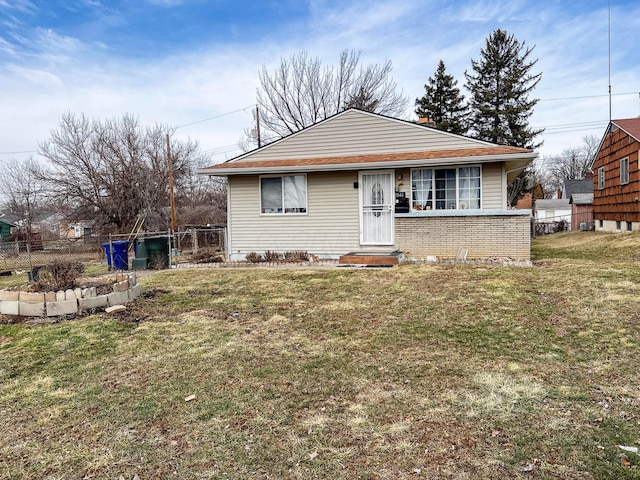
[2,232,640,478]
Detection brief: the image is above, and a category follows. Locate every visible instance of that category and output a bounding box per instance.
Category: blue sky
[1,0,639,166]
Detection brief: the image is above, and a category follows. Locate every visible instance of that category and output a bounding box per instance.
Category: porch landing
[338,251,402,266]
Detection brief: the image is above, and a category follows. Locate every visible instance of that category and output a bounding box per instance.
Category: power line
[0,150,37,155]
[175,105,255,129]
[543,125,607,135]
[542,120,605,129]
[538,91,638,102]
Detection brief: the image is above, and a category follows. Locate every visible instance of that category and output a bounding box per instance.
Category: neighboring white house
[534,199,571,231]
[199,109,538,260]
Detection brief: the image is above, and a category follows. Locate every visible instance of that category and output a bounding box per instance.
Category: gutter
[198,152,538,177]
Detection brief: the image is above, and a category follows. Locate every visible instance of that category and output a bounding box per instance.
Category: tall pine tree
[465,29,543,149]
[415,60,468,135]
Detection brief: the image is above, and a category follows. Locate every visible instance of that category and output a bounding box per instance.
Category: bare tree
[245,50,409,146]
[0,157,47,235]
[39,113,201,233]
[177,157,228,226]
[541,135,599,192]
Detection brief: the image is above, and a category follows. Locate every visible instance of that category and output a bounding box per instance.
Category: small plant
[34,260,85,291]
[191,250,224,264]
[283,250,309,261]
[263,250,282,262]
[245,252,264,263]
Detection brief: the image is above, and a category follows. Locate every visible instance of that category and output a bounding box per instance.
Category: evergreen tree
[415,60,468,135]
[465,29,543,149]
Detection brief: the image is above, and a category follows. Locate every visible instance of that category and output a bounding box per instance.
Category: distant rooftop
[569,193,594,205]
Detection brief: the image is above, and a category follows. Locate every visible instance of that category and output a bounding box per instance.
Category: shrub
[191,250,224,264]
[283,251,309,261]
[263,250,282,262]
[35,260,85,291]
[245,252,264,263]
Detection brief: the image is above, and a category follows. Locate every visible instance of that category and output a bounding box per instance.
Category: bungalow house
[198,109,538,261]
[591,118,640,232]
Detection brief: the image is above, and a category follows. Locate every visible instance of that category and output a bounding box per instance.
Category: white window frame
[410,165,482,211]
[621,157,629,185]
[259,174,308,215]
[598,167,605,190]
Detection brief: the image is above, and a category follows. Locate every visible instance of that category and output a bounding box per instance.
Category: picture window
[411,166,481,211]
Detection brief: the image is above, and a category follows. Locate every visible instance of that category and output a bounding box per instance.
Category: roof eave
[198,152,538,177]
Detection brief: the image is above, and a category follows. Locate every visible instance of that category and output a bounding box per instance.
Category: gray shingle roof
[564,178,593,197]
[535,198,570,210]
[569,193,594,205]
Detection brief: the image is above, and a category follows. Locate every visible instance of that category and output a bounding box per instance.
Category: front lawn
[1,231,640,478]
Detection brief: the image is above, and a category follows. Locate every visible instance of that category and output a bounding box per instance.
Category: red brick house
[592,118,640,232]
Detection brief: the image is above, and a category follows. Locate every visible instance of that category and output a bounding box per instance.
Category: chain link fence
[0,227,227,274]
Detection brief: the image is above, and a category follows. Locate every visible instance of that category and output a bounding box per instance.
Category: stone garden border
[0,273,140,317]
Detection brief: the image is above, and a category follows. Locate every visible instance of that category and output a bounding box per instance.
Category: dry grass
[2,231,640,478]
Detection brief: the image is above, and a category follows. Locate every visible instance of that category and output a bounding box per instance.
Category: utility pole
[166,133,177,233]
[256,105,261,148]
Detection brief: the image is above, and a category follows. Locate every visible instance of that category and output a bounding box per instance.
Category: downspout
[225,177,231,260]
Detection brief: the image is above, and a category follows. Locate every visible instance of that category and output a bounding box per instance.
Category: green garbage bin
[144,235,170,269]
[132,238,149,270]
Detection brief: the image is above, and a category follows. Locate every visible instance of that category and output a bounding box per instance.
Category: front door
[360,170,394,245]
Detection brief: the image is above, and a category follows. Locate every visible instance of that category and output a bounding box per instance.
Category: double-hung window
[260,175,307,214]
[411,166,481,210]
[621,157,629,185]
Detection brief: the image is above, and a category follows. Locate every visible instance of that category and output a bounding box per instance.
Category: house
[0,213,18,241]
[198,109,538,260]
[59,220,93,239]
[534,198,571,233]
[591,118,640,232]
[515,183,544,210]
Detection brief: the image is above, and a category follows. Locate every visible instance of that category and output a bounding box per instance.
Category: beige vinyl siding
[228,172,364,256]
[481,162,505,209]
[235,110,491,162]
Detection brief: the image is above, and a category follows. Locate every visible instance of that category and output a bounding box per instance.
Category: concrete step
[338,251,402,266]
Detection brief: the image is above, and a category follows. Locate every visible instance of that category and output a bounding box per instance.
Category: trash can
[132,238,149,270]
[144,235,170,269]
[102,240,130,270]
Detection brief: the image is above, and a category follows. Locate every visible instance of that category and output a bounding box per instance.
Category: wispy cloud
[457,0,528,22]
[144,0,185,7]
[6,64,64,86]
[0,0,38,14]
[0,0,639,162]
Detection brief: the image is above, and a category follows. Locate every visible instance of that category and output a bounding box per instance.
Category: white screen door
[360,170,394,245]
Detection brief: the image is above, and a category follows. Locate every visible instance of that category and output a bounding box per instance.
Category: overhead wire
[1,91,638,156]
[174,105,255,129]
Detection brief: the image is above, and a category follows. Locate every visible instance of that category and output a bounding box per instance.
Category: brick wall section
[395,214,530,260]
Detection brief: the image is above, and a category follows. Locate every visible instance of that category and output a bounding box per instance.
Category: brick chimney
[418,117,436,127]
